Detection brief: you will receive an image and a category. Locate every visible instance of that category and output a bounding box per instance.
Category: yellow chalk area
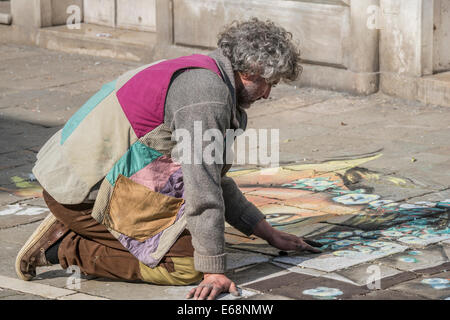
[284,154,382,173]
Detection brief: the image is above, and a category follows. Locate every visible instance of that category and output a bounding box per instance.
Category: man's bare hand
[268,229,322,254]
[186,273,240,300]
[253,219,322,254]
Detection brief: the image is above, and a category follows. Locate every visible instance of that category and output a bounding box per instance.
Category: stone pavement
[0,43,449,300]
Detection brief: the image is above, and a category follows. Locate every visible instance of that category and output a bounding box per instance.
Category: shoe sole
[15,213,57,281]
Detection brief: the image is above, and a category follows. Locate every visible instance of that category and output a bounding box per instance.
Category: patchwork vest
[33,55,224,267]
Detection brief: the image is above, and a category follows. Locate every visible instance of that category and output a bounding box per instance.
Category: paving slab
[0,275,75,299]
[0,293,49,300]
[17,197,46,207]
[395,233,450,248]
[279,221,358,239]
[401,165,450,190]
[0,220,47,278]
[0,239,23,278]
[0,287,23,299]
[325,213,409,231]
[246,272,369,300]
[443,241,450,259]
[284,192,361,215]
[335,262,416,288]
[57,293,109,300]
[407,190,450,203]
[389,271,450,300]
[270,261,360,286]
[227,262,287,287]
[0,204,48,229]
[413,262,450,275]
[33,265,96,289]
[258,204,322,222]
[76,279,189,300]
[76,278,255,300]
[243,293,294,300]
[378,246,449,273]
[246,187,313,200]
[349,289,427,300]
[0,191,22,206]
[226,251,271,271]
[0,219,43,245]
[274,241,408,272]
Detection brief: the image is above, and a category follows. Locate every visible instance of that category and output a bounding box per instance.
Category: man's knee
[139,257,203,286]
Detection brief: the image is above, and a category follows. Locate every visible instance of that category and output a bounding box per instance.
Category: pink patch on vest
[129,156,181,192]
[116,55,222,138]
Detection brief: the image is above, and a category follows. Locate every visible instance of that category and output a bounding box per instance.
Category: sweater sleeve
[170,102,231,273]
[221,176,266,236]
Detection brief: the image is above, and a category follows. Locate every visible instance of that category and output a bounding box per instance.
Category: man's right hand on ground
[186,273,240,300]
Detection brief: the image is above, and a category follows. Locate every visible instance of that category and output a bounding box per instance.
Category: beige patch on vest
[105,175,184,241]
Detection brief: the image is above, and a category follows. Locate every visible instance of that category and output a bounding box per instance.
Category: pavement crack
[0,217,45,230]
[250,99,330,120]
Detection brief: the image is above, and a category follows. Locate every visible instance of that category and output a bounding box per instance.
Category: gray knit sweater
[164,49,266,273]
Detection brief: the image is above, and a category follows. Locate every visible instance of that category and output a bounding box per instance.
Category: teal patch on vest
[60,80,117,145]
[106,141,163,186]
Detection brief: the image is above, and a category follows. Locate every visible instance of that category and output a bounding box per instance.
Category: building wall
[83,0,156,31]
[433,0,450,72]
[172,0,351,68]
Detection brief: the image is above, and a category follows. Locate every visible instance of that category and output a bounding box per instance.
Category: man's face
[235,72,275,109]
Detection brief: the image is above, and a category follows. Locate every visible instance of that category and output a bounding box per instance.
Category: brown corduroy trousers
[43,190,195,282]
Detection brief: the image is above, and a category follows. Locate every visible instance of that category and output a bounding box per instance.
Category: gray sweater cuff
[194,252,227,274]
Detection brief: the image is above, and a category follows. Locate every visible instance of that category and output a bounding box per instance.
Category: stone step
[37,23,157,63]
[381,71,450,108]
[419,71,450,107]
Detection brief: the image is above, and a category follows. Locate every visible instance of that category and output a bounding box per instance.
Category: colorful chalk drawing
[332,193,380,205]
[381,230,404,237]
[302,287,343,300]
[0,176,43,198]
[223,155,450,260]
[333,250,360,257]
[282,178,338,192]
[421,278,450,290]
[398,256,418,263]
[368,200,398,209]
[0,204,48,216]
[264,213,305,226]
[352,245,376,254]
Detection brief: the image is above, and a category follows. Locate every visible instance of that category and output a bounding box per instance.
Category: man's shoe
[15,213,69,281]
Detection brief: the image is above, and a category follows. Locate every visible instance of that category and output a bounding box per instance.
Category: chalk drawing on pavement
[0,204,49,216]
[302,287,343,299]
[421,278,449,290]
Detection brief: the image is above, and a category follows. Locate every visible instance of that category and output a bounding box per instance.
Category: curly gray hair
[217,18,302,83]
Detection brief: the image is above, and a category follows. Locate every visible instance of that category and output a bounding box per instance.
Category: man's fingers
[296,243,322,254]
[193,286,203,300]
[229,282,240,297]
[207,286,223,300]
[186,287,196,299]
[303,239,323,248]
[197,285,213,300]
[307,245,322,253]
